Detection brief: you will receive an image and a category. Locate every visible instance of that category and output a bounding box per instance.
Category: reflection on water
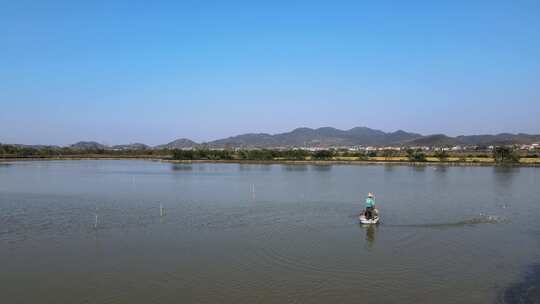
[238,164,272,171]
[494,166,521,174]
[383,163,396,172]
[311,165,332,171]
[411,164,427,172]
[433,166,448,173]
[363,224,377,249]
[283,165,309,172]
[171,164,193,171]
[493,166,520,187]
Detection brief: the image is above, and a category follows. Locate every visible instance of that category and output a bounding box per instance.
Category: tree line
[0,144,162,157]
[0,144,532,163]
[172,147,527,163]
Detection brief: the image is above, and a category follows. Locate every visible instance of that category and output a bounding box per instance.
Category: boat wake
[388,214,508,229]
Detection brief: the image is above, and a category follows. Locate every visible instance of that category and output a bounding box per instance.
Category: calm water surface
[1,160,539,303]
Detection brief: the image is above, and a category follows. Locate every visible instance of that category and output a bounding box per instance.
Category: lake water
[1,160,539,304]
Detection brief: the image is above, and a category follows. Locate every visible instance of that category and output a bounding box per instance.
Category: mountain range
[58,127,540,150]
[202,127,423,148]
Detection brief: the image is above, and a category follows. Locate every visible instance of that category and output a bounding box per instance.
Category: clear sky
[1,0,539,146]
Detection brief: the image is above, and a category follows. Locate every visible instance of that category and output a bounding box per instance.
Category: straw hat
[368,192,373,198]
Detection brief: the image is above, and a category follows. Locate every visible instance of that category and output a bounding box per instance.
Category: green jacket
[365,197,375,208]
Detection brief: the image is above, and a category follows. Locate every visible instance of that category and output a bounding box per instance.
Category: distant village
[289,143,540,152]
[168,143,540,155]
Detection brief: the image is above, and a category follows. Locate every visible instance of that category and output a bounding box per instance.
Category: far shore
[1,155,540,167]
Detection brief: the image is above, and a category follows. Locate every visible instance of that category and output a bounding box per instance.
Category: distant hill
[112,143,150,150]
[155,138,199,149]
[70,141,107,150]
[385,130,425,143]
[158,127,540,148]
[456,134,540,146]
[401,133,540,147]
[404,134,460,146]
[209,133,278,148]
[205,127,423,147]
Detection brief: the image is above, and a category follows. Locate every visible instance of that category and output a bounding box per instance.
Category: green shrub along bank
[406,149,427,162]
[0,144,162,158]
[1,143,537,163]
[173,149,310,161]
[493,146,521,163]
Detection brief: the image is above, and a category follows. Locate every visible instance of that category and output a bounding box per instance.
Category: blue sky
[1,0,539,145]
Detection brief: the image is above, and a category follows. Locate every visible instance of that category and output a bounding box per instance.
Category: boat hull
[359,209,380,224]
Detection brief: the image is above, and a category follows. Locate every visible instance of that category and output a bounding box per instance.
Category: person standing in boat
[365,193,376,219]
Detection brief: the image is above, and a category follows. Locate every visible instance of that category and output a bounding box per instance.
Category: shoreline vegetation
[1,157,539,167]
[1,147,539,166]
